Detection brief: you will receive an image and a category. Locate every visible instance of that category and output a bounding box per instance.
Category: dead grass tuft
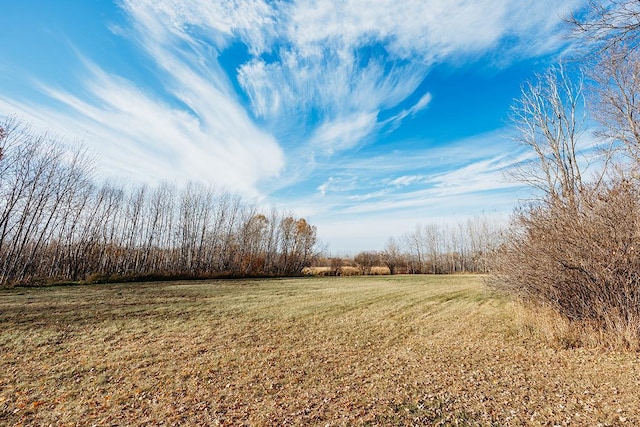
[513,301,640,352]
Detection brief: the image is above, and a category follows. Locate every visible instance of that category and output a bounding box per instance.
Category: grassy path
[1,275,638,425]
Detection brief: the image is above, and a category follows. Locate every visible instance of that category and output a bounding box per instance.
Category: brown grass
[1,275,639,425]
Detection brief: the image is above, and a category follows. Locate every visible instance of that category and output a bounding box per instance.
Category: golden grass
[1,275,639,425]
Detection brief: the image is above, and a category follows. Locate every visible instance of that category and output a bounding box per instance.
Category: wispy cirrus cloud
[234,0,582,163]
[2,0,585,234]
[388,175,428,187]
[2,0,286,197]
[384,92,433,130]
[293,130,522,220]
[310,112,378,155]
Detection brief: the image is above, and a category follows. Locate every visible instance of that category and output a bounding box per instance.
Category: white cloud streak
[235,0,582,155]
[3,0,286,197]
[2,0,584,205]
[311,112,378,155]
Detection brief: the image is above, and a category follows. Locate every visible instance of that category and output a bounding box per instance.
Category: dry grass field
[1,275,639,426]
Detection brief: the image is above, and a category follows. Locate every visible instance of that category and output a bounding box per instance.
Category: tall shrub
[492,181,640,346]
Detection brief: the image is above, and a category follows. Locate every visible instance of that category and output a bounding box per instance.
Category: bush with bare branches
[492,181,640,348]
[492,1,640,349]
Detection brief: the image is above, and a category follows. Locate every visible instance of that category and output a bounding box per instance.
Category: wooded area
[0,118,317,286]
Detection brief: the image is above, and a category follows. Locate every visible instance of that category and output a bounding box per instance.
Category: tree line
[393,215,504,274]
[0,118,317,286]
[312,215,503,276]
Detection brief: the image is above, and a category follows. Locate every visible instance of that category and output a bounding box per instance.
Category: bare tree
[571,0,640,56]
[0,118,97,284]
[589,47,640,171]
[402,225,427,273]
[277,217,317,275]
[465,215,504,273]
[492,180,640,347]
[0,124,6,161]
[354,251,379,275]
[382,237,404,275]
[237,210,269,275]
[422,224,443,274]
[509,65,590,204]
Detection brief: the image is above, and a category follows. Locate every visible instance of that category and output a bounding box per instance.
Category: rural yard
[5,1,640,426]
[1,275,639,426]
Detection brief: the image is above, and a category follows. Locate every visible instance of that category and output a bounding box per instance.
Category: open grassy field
[1,275,639,426]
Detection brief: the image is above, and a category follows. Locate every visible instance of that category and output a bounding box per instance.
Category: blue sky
[0,0,585,253]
